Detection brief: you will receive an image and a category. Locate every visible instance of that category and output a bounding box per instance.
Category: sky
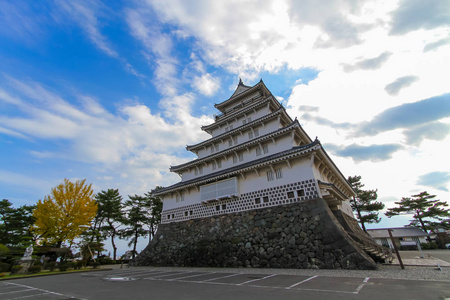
[0,0,449,256]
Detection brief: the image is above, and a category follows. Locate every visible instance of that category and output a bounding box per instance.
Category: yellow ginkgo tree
[32,178,98,247]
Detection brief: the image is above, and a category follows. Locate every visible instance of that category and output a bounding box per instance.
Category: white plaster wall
[164,155,316,212]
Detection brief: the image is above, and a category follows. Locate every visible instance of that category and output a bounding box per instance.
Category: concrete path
[390,250,450,267]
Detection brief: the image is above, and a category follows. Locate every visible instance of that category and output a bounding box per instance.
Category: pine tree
[347,176,385,232]
[386,191,450,234]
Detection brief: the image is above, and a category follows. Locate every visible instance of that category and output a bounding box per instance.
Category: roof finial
[239,77,243,85]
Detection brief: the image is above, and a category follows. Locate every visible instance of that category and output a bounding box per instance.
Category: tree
[95,189,124,261]
[144,190,163,242]
[0,199,36,247]
[121,195,149,259]
[32,179,98,247]
[386,191,450,234]
[347,176,385,232]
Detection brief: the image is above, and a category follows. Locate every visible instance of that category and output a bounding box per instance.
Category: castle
[134,79,389,269]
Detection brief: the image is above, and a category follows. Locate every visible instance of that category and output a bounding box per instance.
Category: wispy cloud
[56,1,118,58]
[324,143,403,163]
[390,0,450,35]
[384,75,419,96]
[417,171,450,192]
[342,52,392,72]
[357,93,450,137]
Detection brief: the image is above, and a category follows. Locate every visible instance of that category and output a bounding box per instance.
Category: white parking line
[237,274,277,286]
[2,282,74,299]
[353,277,370,294]
[201,273,243,282]
[0,288,35,295]
[6,292,52,300]
[166,272,215,281]
[285,275,318,289]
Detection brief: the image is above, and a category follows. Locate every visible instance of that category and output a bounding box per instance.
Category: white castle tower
[153,79,355,223]
[137,79,390,269]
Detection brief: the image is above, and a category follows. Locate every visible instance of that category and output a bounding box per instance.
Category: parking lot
[1,267,449,300]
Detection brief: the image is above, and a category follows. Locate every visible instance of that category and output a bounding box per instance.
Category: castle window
[263,196,269,203]
[287,191,295,198]
[189,210,193,215]
[225,127,229,132]
[217,160,222,168]
[167,214,170,220]
[211,146,214,154]
[275,168,283,179]
[239,153,244,162]
[176,193,184,202]
[222,204,227,210]
[199,166,203,174]
[184,211,188,216]
[215,145,219,152]
[256,147,261,156]
[212,161,217,170]
[233,137,238,145]
[228,139,233,147]
[215,205,220,211]
[266,170,274,181]
[248,131,253,139]
[172,214,175,219]
[263,145,269,154]
[255,198,261,204]
[254,128,259,137]
[233,155,237,164]
[200,177,238,202]
[242,119,247,125]
[195,168,198,175]
[297,189,305,197]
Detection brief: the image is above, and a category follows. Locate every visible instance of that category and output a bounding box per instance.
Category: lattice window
[267,170,274,181]
[256,147,261,156]
[275,168,283,179]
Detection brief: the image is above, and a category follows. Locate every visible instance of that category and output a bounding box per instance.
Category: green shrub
[0,272,6,277]
[58,263,69,272]
[91,261,100,269]
[429,242,438,249]
[98,256,113,265]
[11,265,23,274]
[421,243,430,249]
[0,262,11,272]
[28,265,42,274]
[46,262,56,271]
[76,261,84,269]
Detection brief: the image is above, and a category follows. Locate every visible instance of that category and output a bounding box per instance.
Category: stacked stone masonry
[134,198,377,270]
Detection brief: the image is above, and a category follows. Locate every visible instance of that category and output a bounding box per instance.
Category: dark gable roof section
[153,140,321,196]
[214,80,270,113]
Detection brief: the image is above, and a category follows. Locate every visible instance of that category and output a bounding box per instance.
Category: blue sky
[1,0,449,255]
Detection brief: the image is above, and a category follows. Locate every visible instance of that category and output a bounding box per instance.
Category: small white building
[366,227,429,249]
[153,79,356,223]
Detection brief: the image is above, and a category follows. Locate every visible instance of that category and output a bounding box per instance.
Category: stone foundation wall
[134,198,377,269]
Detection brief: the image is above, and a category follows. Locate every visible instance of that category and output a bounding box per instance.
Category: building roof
[173,119,302,172]
[366,227,429,238]
[186,107,292,152]
[201,94,281,133]
[153,139,322,196]
[214,79,269,113]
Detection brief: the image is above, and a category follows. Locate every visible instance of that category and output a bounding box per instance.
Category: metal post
[388,229,404,269]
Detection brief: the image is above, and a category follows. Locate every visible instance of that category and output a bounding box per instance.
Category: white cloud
[192,73,220,96]
[0,76,212,198]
